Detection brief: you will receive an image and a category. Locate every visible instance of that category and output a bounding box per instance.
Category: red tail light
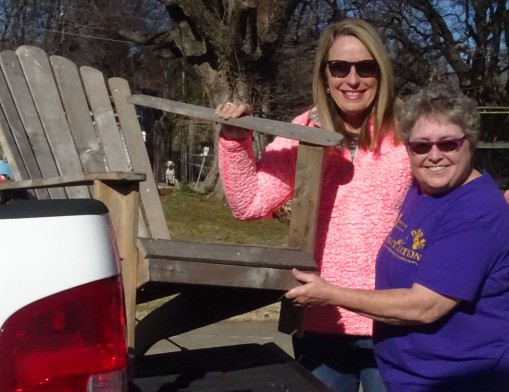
[0,276,127,391]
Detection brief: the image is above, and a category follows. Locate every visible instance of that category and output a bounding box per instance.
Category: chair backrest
[0,46,169,240]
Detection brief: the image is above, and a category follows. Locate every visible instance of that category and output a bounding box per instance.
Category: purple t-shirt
[374,173,509,392]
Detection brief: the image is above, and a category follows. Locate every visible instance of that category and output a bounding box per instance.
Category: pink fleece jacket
[219,109,413,336]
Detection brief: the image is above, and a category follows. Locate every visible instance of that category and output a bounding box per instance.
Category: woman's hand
[285,268,333,307]
[215,101,252,140]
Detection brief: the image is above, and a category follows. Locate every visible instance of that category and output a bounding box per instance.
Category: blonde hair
[312,18,400,150]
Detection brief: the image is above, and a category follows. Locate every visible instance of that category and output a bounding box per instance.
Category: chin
[421,185,449,197]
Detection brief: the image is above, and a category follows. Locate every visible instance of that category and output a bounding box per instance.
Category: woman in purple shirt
[286,83,509,392]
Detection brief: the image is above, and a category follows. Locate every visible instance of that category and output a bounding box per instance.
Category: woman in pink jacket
[216,19,412,392]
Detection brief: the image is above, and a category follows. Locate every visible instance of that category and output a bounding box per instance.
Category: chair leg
[94,179,139,379]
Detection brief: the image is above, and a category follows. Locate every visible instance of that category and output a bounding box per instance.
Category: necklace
[308,107,360,161]
[342,131,360,161]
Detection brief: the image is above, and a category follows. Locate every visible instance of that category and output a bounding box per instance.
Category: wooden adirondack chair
[0,45,165,366]
[0,45,342,372]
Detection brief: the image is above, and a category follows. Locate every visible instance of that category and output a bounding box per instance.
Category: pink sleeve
[218,111,314,220]
[218,135,297,220]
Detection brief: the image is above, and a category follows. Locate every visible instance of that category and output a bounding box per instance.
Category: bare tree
[3,0,506,188]
[117,0,318,195]
[0,0,59,49]
[345,0,509,105]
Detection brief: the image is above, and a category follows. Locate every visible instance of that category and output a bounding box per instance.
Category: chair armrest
[137,238,317,291]
[127,95,342,147]
[0,171,146,191]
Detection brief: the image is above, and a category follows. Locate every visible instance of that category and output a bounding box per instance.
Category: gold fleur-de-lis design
[411,229,426,250]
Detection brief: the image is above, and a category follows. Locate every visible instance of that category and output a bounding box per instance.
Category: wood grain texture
[139,238,316,270]
[50,56,106,174]
[81,66,130,172]
[94,179,139,371]
[279,143,326,335]
[16,46,89,198]
[128,95,343,147]
[148,260,301,291]
[0,49,65,198]
[0,171,145,190]
[110,78,170,240]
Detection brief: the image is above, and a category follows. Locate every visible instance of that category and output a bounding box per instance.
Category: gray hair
[400,83,480,150]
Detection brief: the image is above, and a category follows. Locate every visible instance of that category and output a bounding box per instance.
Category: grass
[160,186,289,246]
[137,186,289,321]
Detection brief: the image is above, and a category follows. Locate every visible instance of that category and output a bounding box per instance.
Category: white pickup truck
[0,198,128,391]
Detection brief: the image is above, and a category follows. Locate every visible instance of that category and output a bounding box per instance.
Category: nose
[427,144,444,161]
[345,67,361,84]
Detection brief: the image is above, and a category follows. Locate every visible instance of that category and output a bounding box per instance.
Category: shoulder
[379,139,407,157]
[437,173,509,231]
[263,111,316,151]
[366,134,410,175]
[460,173,508,212]
[265,108,317,150]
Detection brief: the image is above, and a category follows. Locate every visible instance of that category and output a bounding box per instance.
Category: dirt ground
[226,302,281,321]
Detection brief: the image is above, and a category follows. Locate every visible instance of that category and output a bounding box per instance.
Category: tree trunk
[117,0,305,198]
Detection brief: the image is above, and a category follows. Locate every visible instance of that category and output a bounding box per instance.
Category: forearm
[286,270,460,326]
[324,284,458,325]
[328,286,424,325]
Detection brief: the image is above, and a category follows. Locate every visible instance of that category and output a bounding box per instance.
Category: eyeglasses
[327,60,379,78]
[406,136,467,155]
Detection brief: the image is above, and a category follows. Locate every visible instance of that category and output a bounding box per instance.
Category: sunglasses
[406,136,467,155]
[327,60,379,78]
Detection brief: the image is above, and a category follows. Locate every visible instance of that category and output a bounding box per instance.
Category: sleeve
[218,132,298,221]
[415,219,497,302]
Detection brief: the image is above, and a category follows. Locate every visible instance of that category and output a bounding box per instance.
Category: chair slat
[0,49,65,198]
[0,69,47,199]
[109,77,170,240]
[50,56,106,174]
[16,46,89,198]
[80,66,130,172]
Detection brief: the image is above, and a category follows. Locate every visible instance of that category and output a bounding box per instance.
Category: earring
[326,87,330,94]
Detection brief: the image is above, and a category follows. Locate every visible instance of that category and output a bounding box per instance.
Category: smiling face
[326,35,379,128]
[408,114,476,196]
